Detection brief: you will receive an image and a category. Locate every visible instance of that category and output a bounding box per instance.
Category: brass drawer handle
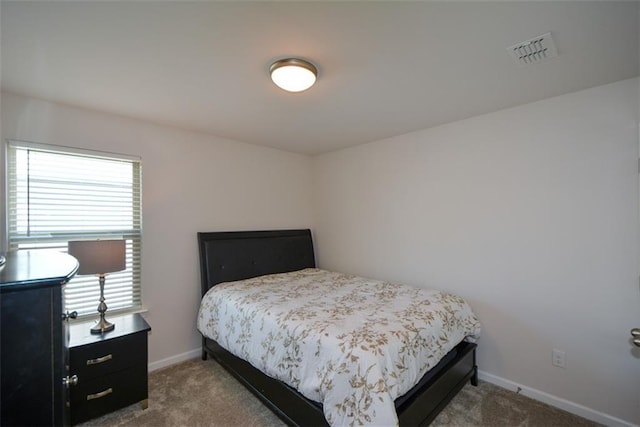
[86,388,113,401]
[86,354,112,365]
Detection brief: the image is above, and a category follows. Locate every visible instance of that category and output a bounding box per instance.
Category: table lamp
[68,240,126,334]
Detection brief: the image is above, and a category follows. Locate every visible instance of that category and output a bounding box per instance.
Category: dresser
[69,313,151,424]
[0,250,79,427]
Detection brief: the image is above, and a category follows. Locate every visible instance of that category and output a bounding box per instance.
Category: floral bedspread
[197,268,481,426]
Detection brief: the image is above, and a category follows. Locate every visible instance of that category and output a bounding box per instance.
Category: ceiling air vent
[507,32,558,66]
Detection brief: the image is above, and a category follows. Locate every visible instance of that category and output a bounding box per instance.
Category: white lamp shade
[68,240,126,275]
[270,58,317,92]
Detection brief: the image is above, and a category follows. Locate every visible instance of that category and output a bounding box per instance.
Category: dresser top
[0,250,79,293]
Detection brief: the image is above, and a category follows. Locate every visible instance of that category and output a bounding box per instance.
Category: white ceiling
[1,1,638,155]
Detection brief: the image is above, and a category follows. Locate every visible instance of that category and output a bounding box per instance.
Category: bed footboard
[202,337,477,426]
[396,341,477,425]
[204,337,328,426]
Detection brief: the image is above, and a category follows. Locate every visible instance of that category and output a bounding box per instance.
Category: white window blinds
[6,141,142,316]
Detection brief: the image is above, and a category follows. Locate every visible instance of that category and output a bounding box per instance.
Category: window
[6,141,142,316]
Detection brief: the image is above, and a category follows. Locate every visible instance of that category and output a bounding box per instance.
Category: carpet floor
[78,358,599,427]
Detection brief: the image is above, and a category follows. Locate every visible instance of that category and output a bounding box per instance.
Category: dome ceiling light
[269,58,317,93]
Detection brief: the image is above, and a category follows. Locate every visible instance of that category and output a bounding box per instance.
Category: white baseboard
[478,370,638,427]
[148,348,201,372]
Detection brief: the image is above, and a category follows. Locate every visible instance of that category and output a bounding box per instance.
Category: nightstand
[69,313,151,425]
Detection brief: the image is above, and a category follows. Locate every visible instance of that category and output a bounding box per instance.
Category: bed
[197,229,480,426]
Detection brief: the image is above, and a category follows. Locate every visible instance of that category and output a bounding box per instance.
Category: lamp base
[91,317,115,334]
[90,273,115,334]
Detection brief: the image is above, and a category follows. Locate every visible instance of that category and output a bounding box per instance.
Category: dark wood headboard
[197,229,316,296]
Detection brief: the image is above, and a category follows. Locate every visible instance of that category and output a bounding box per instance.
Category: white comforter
[197,268,481,426]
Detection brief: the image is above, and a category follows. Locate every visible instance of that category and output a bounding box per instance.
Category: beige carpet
[79,358,599,427]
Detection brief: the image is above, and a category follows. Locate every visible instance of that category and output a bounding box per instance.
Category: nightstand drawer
[71,332,147,380]
[70,364,147,425]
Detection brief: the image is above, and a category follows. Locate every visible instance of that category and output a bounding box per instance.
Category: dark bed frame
[198,229,478,426]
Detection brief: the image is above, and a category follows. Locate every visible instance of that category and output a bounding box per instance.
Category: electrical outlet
[552,349,566,368]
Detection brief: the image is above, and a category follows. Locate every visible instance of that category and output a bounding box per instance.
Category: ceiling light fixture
[270,58,317,93]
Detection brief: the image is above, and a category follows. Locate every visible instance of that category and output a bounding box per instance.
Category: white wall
[0,92,314,367]
[312,78,640,425]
